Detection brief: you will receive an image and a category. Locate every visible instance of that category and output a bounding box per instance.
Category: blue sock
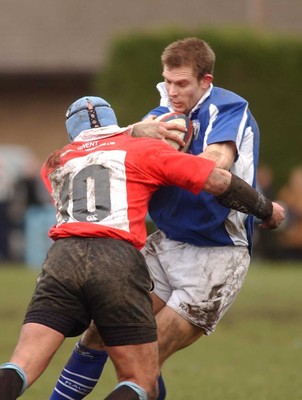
[49,341,108,399]
[157,373,166,400]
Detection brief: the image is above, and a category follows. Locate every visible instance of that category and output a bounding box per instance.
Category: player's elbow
[203,168,231,196]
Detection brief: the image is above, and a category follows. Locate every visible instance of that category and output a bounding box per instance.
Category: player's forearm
[204,169,273,220]
[215,173,273,220]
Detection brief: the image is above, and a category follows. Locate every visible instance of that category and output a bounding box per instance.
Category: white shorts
[142,230,251,335]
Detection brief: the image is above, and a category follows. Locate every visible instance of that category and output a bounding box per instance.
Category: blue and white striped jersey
[146,84,260,252]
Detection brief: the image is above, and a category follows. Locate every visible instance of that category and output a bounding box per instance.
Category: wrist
[126,124,135,137]
[130,124,140,138]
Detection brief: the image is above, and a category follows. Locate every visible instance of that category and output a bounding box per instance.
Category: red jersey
[41,126,215,249]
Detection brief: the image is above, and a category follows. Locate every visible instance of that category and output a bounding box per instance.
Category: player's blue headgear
[65,96,118,141]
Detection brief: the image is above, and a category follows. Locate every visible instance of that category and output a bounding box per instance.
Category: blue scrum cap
[65,96,118,141]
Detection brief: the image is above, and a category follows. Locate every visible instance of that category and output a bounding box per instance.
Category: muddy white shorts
[142,230,251,335]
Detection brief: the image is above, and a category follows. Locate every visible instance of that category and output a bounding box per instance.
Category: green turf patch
[1,262,302,399]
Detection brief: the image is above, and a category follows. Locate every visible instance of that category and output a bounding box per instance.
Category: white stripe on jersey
[203,103,219,150]
[228,106,255,246]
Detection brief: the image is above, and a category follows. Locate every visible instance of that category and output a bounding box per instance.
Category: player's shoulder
[126,135,176,165]
[211,86,248,107]
[128,135,169,151]
[143,106,169,119]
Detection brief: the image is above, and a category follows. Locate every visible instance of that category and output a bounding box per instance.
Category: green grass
[1,261,302,399]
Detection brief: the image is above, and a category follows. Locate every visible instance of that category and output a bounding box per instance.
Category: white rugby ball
[155,112,193,152]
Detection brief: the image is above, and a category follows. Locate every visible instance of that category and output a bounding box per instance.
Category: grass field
[1,261,302,399]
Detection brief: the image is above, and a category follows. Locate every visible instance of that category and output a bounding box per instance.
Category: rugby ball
[155,112,193,152]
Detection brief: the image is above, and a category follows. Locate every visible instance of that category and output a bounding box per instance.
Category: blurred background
[1,0,302,266]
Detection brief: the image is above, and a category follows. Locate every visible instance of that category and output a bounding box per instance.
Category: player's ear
[201,74,213,88]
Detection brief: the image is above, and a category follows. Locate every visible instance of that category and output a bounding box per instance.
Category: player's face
[162,66,212,115]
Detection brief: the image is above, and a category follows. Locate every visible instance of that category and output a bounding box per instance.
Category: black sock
[104,385,139,400]
[0,369,23,400]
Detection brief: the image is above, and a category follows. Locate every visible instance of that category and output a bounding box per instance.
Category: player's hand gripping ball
[155,112,193,152]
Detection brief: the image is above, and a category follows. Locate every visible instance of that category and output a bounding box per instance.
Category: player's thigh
[10,323,64,386]
[166,245,251,334]
[80,321,105,350]
[151,292,166,314]
[142,230,181,303]
[156,305,203,358]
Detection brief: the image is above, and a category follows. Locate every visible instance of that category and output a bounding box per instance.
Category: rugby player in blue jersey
[48,37,284,400]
